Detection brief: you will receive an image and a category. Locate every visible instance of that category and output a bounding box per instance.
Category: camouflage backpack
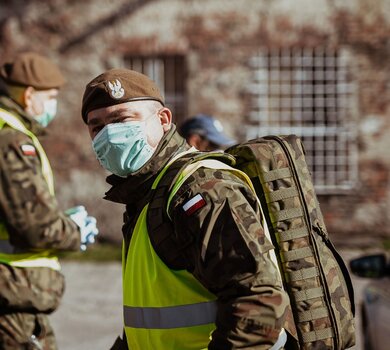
[225,135,356,349]
[148,135,356,349]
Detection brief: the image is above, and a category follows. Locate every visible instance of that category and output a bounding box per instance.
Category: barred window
[124,55,187,124]
[247,48,358,193]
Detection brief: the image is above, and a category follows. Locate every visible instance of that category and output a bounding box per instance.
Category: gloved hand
[65,206,99,251]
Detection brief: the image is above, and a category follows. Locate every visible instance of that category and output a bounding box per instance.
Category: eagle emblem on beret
[107,79,125,99]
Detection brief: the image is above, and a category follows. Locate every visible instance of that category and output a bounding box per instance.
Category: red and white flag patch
[182,194,206,216]
[20,144,37,156]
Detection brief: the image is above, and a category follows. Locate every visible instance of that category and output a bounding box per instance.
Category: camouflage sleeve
[170,167,290,349]
[0,130,81,251]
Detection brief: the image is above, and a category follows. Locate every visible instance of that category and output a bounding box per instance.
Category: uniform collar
[104,125,190,204]
[0,95,46,136]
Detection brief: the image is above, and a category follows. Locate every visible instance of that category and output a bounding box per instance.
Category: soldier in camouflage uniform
[0,52,98,349]
[81,68,290,350]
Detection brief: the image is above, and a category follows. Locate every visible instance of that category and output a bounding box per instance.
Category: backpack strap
[146,151,235,270]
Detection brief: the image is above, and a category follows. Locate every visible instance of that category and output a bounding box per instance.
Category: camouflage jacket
[105,126,290,349]
[0,95,80,252]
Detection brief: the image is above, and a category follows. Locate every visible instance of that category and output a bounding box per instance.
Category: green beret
[0,52,66,89]
[81,68,165,123]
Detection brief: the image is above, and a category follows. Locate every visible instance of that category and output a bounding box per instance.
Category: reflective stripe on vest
[0,109,60,270]
[124,301,217,329]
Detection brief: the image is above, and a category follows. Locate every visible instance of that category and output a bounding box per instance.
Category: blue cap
[179,114,235,147]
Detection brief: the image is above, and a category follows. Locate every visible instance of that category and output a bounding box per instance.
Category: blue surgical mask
[92,121,155,177]
[35,99,57,127]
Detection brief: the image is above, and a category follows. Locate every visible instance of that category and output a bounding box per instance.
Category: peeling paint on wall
[1,0,389,240]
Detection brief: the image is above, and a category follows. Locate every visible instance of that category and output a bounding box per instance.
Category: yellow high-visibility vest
[123,153,255,349]
[0,108,60,270]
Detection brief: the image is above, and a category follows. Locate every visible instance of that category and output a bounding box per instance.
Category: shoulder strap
[147,151,235,270]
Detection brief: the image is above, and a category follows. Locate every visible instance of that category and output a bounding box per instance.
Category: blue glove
[65,206,99,251]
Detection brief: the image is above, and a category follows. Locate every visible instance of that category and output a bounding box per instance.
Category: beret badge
[107,79,125,99]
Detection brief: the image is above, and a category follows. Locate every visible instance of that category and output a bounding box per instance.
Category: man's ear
[158,107,172,132]
[186,134,204,149]
[23,86,35,109]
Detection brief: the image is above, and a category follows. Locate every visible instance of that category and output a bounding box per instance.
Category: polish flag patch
[182,194,206,216]
[20,144,37,156]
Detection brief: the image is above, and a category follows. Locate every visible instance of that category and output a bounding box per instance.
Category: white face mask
[35,99,57,127]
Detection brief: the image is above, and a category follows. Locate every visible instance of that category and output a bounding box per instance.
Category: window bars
[124,55,187,124]
[248,48,358,193]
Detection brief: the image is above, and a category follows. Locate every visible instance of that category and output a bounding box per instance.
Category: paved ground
[50,262,122,350]
[49,248,379,350]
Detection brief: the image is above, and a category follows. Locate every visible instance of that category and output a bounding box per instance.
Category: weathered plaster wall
[0,0,389,243]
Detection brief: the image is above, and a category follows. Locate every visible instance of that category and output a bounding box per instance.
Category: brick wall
[1,0,389,243]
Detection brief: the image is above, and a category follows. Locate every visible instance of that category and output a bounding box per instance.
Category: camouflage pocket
[0,312,57,349]
[0,264,65,313]
[0,312,36,347]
